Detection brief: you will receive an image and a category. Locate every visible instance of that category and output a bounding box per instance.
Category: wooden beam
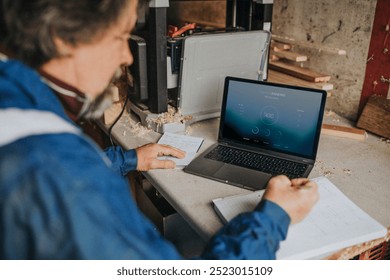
[321,124,368,141]
[270,41,291,51]
[268,70,333,92]
[272,34,347,55]
[270,54,280,61]
[269,60,331,83]
[270,50,307,62]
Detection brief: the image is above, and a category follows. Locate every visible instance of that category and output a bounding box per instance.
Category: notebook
[157,132,204,167]
[212,176,388,259]
[183,76,327,190]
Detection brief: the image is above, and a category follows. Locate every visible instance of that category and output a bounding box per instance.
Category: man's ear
[53,37,73,57]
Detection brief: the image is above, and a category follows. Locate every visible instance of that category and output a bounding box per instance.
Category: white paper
[212,176,387,260]
[157,132,204,167]
[213,191,265,224]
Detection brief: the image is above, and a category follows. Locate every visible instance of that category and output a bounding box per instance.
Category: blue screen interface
[221,79,324,158]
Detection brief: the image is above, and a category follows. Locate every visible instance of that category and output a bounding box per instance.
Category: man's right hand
[262,175,319,224]
[135,143,186,171]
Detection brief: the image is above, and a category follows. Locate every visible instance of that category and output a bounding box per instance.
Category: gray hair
[1,0,133,67]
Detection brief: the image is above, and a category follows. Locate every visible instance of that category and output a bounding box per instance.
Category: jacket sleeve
[200,200,290,260]
[104,146,138,176]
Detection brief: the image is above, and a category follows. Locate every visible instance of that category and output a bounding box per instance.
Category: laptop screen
[220,77,326,159]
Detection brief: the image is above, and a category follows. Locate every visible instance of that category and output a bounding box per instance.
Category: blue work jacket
[0,57,290,259]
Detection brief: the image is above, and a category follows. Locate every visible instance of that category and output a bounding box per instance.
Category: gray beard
[79,86,114,120]
[79,68,122,120]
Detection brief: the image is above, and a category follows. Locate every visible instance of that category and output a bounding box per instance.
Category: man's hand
[262,175,319,224]
[135,143,186,171]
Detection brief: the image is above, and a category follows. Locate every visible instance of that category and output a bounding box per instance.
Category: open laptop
[183,76,327,190]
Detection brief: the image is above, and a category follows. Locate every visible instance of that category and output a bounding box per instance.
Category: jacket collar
[0,58,70,122]
[39,70,88,122]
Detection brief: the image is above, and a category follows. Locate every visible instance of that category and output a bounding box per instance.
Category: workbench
[104,109,390,259]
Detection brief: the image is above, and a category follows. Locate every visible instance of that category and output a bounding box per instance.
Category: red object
[359,0,390,116]
[168,23,196,38]
[167,25,179,37]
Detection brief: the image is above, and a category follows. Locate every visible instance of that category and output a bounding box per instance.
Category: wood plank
[270,50,307,62]
[268,69,333,92]
[357,95,390,139]
[270,41,291,51]
[272,34,347,55]
[270,54,280,61]
[321,124,368,141]
[269,60,331,83]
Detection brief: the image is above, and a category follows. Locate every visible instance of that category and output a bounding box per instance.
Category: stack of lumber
[269,36,369,141]
[268,38,334,95]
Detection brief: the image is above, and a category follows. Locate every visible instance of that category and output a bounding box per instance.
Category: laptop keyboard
[205,145,308,179]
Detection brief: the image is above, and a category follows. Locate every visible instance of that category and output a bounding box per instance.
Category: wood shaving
[147,105,193,126]
[119,114,151,137]
[324,110,341,123]
[323,171,333,177]
[324,110,336,117]
[314,160,334,177]
[343,168,352,175]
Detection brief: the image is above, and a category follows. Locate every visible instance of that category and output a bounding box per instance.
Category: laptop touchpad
[214,164,272,190]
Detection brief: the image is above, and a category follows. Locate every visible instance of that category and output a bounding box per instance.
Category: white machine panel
[177,31,270,119]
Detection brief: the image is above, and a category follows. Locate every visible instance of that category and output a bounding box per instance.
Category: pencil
[292,179,312,190]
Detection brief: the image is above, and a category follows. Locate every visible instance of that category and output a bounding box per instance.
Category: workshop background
[167,0,390,125]
[105,0,390,260]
